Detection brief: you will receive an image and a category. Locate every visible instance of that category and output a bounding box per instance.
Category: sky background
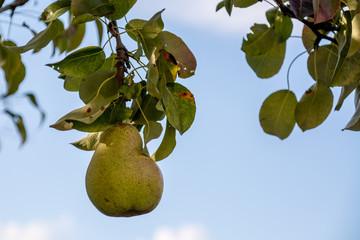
[0,0,360,240]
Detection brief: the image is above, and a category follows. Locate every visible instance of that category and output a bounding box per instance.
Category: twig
[272,0,338,46]
[0,0,29,15]
[108,21,130,88]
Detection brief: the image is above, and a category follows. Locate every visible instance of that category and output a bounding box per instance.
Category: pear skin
[86,123,164,217]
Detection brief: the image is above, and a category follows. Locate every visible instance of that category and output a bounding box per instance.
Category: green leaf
[141,9,165,39]
[132,95,165,125]
[41,0,71,22]
[302,25,317,52]
[4,110,27,145]
[64,76,82,91]
[47,46,105,78]
[71,0,112,17]
[107,0,137,20]
[146,49,162,99]
[161,83,196,134]
[259,90,298,140]
[125,19,147,41]
[348,14,360,56]
[143,121,163,145]
[295,81,333,131]
[331,52,360,87]
[335,82,360,111]
[224,0,233,15]
[24,93,46,124]
[79,70,117,104]
[152,121,176,161]
[71,132,103,151]
[233,0,258,8]
[159,31,197,78]
[216,1,225,11]
[245,41,286,78]
[332,11,352,82]
[242,24,277,56]
[344,86,360,130]
[273,10,293,42]
[307,45,338,86]
[66,23,86,52]
[95,19,103,46]
[6,20,62,53]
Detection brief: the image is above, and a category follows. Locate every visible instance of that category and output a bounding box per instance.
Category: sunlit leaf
[295,81,333,131]
[6,20,62,53]
[246,41,286,78]
[79,70,116,104]
[66,23,86,52]
[64,76,82,91]
[41,0,71,22]
[151,120,176,161]
[161,83,196,134]
[47,46,105,78]
[259,90,298,140]
[71,132,103,151]
[348,14,360,56]
[141,9,164,39]
[302,25,317,52]
[125,19,147,41]
[132,95,165,125]
[242,24,277,56]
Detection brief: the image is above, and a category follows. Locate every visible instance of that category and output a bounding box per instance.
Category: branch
[108,21,130,88]
[0,0,29,14]
[272,0,338,46]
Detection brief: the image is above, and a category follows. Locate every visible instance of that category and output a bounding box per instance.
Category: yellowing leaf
[259,90,298,140]
[295,81,333,131]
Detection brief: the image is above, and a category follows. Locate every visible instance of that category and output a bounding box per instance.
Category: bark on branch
[0,0,29,14]
[108,21,130,88]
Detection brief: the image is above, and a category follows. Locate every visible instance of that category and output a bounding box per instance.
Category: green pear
[85,123,164,217]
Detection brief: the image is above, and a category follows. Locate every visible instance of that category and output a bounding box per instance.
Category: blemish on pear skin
[86,107,92,113]
[100,106,105,111]
[178,91,195,104]
[305,89,313,95]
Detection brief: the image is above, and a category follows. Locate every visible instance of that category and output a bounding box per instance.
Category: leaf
[107,0,137,20]
[274,11,293,42]
[4,110,27,145]
[289,0,314,19]
[125,19,147,41]
[6,20,62,53]
[242,24,277,56]
[64,76,82,91]
[259,90,298,140]
[348,13,360,56]
[216,1,225,11]
[146,49,161,99]
[245,41,286,78]
[95,19,103,46]
[302,25,317,52]
[295,81,333,131]
[66,23,86,52]
[143,121,163,145]
[71,0,112,17]
[161,83,196,134]
[344,86,360,130]
[312,0,341,23]
[41,0,71,22]
[331,51,360,87]
[224,0,233,15]
[3,60,25,97]
[47,46,105,78]
[335,82,360,111]
[233,0,258,8]
[159,31,197,78]
[24,93,46,124]
[71,132,103,151]
[307,45,338,86]
[141,9,165,39]
[332,11,352,82]
[79,70,117,104]
[151,121,176,161]
[132,95,165,125]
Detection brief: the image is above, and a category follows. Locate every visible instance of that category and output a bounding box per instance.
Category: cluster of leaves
[217,0,360,139]
[42,0,197,160]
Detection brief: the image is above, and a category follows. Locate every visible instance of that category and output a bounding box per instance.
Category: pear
[85,123,164,217]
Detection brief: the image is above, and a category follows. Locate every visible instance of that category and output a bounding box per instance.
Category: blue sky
[0,1,360,240]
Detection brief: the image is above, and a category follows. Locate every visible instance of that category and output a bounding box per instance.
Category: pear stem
[108,21,131,88]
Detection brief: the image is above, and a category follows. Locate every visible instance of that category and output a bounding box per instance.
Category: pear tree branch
[0,0,29,15]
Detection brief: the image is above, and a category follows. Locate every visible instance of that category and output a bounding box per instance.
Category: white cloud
[152,223,210,240]
[0,215,74,240]
[131,0,269,36]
